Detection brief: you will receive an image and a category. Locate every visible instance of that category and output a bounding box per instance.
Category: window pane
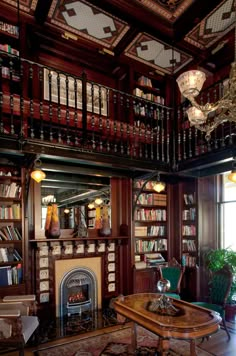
[223,174,236,201]
[221,173,236,251]
[222,202,236,250]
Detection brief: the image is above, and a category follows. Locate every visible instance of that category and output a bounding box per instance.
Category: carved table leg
[190,339,197,356]
[130,322,137,352]
[159,337,170,355]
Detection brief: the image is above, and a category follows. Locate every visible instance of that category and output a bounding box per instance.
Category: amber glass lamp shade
[153,181,166,193]
[31,158,46,183]
[228,170,236,183]
[228,158,236,183]
[30,169,46,183]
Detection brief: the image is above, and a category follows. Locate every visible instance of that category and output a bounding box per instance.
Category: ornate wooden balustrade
[0,51,236,171]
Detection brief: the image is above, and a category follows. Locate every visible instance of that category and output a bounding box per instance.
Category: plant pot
[225,303,236,323]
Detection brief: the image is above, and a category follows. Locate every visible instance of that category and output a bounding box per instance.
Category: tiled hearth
[34,307,120,345]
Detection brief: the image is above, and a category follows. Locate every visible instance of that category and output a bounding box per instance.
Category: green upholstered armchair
[158,258,184,299]
[192,267,233,340]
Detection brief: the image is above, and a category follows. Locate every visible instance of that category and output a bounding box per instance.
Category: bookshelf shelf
[179,179,199,301]
[0,19,21,92]
[0,164,24,292]
[133,179,168,280]
[0,219,21,222]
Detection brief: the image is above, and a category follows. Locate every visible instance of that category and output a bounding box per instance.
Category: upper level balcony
[0,51,236,176]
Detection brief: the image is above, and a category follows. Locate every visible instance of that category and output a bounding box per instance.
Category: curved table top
[114,293,222,340]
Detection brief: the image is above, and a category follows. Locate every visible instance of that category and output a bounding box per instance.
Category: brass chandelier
[176,11,236,140]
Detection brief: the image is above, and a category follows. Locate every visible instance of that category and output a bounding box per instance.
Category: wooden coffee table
[114,293,221,355]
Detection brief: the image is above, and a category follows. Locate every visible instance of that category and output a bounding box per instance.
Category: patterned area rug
[35,325,213,356]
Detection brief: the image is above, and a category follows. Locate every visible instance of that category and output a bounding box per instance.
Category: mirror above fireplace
[39,157,111,230]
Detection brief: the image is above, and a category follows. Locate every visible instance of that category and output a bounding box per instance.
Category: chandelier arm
[187,95,223,116]
[176,7,236,141]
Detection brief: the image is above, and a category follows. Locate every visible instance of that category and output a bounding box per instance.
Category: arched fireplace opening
[60,266,98,317]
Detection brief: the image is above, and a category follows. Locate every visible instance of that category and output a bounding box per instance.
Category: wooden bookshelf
[179,179,199,301]
[0,166,24,294]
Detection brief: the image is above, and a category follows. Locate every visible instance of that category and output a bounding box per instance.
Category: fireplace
[55,257,102,317]
[60,267,97,316]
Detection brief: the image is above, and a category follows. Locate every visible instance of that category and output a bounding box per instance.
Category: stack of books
[145,253,166,267]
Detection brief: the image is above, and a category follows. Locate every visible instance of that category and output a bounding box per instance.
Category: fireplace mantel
[29,236,130,314]
[29,236,129,243]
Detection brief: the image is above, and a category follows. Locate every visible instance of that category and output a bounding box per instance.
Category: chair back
[159,258,184,294]
[210,267,233,306]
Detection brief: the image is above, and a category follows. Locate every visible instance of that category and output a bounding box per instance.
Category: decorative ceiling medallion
[48,0,130,48]
[185,0,235,49]
[125,33,192,75]
[134,0,191,21]
[2,0,38,12]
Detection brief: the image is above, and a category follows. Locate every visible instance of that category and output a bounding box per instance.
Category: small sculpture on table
[147,278,179,316]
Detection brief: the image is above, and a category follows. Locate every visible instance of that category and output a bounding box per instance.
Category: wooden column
[198,175,218,300]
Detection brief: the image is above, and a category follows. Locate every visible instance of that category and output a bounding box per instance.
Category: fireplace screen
[60,267,98,317]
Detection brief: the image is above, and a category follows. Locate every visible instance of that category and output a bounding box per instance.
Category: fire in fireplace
[60,266,98,317]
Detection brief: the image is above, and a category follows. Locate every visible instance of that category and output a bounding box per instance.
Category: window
[219,173,236,251]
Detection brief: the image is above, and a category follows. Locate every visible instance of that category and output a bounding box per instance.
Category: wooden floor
[1,319,236,356]
[196,321,236,356]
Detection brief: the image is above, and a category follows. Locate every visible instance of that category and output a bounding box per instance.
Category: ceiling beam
[40,162,141,178]
[42,172,110,186]
[41,181,107,190]
[34,0,53,25]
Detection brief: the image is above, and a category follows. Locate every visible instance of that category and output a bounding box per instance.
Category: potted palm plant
[205,248,236,322]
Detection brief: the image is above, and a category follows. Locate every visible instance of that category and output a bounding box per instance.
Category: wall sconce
[64,207,70,214]
[153,173,166,193]
[30,159,46,183]
[228,158,236,183]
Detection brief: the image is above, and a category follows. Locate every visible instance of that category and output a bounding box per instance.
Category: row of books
[182,253,197,267]
[137,76,152,87]
[182,239,197,251]
[0,182,21,198]
[135,238,167,253]
[0,247,22,262]
[0,264,22,286]
[135,225,166,237]
[133,88,165,104]
[1,66,20,81]
[135,192,167,206]
[0,43,19,56]
[0,204,21,219]
[0,171,13,176]
[0,225,22,240]
[182,208,196,221]
[182,225,196,236]
[135,208,166,221]
[0,21,19,37]
[134,180,155,189]
[183,193,195,205]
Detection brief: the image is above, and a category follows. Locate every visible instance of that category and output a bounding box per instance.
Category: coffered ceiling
[1,0,235,75]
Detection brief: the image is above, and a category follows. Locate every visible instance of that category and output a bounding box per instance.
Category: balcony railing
[0,51,235,170]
